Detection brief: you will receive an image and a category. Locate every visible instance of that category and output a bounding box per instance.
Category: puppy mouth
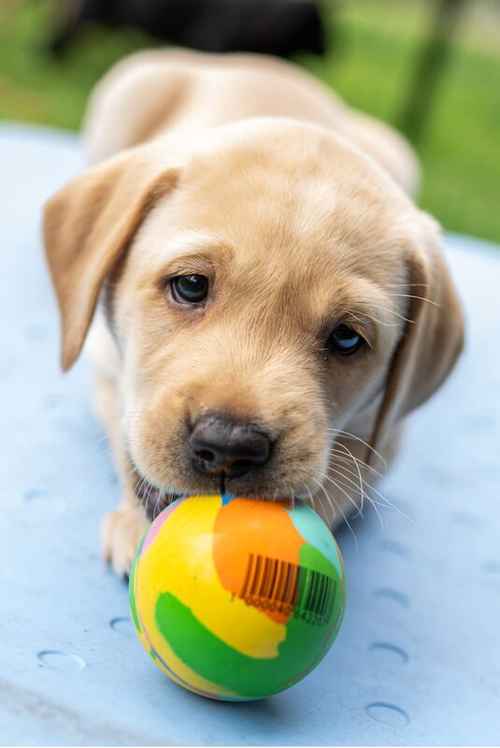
[128,453,303,521]
[129,457,228,521]
[129,458,183,521]
[134,477,181,521]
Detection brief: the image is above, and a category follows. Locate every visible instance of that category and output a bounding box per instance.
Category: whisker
[154,486,165,518]
[353,303,413,325]
[327,467,385,531]
[384,282,428,288]
[321,471,363,518]
[352,313,403,329]
[367,305,413,324]
[314,487,331,529]
[305,483,315,510]
[134,475,146,498]
[339,309,403,329]
[329,462,412,524]
[386,293,439,308]
[313,475,358,548]
[329,449,385,480]
[330,440,365,516]
[327,428,387,468]
[329,460,384,502]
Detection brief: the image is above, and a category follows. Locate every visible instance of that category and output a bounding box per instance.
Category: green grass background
[1,0,499,242]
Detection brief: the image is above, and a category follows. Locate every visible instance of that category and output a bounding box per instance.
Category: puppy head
[44,119,464,513]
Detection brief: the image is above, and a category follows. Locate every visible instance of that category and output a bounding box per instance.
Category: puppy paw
[101,505,149,578]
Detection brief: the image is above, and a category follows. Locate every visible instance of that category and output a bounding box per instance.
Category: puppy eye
[170,274,209,305]
[327,323,366,357]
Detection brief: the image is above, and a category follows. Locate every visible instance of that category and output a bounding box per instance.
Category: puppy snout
[189,413,272,480]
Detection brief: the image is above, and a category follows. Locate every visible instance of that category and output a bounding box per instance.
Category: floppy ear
[369,214,465,462]
[43,145,179,371]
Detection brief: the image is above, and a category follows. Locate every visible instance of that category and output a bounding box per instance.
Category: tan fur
[43,50,463,575]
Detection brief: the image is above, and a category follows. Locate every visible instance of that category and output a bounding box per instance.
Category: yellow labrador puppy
[43,50,464,576]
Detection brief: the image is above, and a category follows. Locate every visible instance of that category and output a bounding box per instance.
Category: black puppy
[48,0,326,58]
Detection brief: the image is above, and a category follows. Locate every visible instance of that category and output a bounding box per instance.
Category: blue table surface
[1,123,499,746]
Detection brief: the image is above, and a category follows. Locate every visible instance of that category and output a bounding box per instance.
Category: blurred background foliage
[1,0,499,243]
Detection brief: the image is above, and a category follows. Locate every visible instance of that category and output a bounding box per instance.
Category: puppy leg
[93,371,149,577]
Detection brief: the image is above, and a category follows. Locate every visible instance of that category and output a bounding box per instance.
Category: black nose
[189,413,272,479]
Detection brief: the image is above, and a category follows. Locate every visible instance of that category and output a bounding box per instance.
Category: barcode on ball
[238,553,336,624]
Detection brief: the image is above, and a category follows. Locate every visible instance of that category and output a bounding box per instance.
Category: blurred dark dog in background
[47,0,327,58]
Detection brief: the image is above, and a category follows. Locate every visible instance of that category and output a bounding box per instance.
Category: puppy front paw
[101,505,149,578]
